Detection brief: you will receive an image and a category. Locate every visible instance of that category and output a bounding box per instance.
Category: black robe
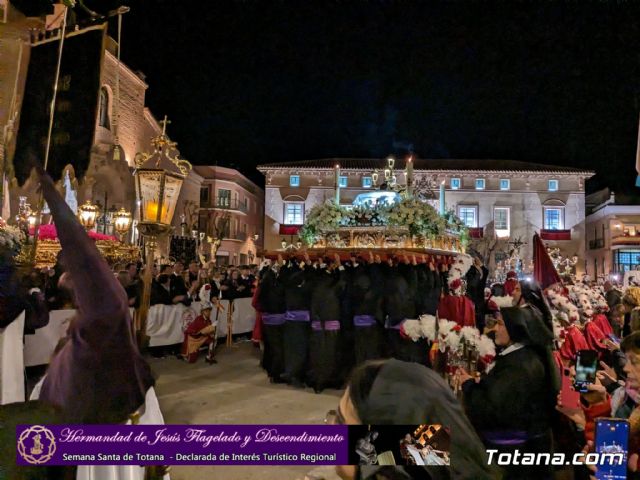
[257,268,286,381]
[308,267,346,391]
[384,263,427,365]
[349,262,385,364]
[462,346,555,479]
[280,262,314,384]
[465,265,489,330]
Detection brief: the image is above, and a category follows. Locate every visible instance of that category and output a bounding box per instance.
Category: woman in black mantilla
[308,254,347,393]
[458,304,559,480]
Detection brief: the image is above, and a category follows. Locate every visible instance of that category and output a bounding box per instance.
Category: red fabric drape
[533,233,561,288]
[437,295,476,327]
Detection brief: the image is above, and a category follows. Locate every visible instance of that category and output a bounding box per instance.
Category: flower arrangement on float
[298,198,469,247]
[0,218,25,257]
[400,314,496,375]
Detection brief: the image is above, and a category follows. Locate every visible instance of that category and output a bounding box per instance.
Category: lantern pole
[133,115,191,349]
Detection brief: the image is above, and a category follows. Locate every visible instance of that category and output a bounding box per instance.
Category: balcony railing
[589,238,605,250]
[201,198,248,213]
[223,231,247,241]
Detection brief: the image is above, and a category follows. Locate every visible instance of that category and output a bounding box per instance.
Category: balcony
[223,231,247,242]
[611,235,640,247]
[589,238,605,250]
[200,198,248,214]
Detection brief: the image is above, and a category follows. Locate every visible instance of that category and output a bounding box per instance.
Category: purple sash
[385,318,405,330]
[285,310,310,322]
[262,313,286,325]
[312,320,340,331]
[354,315,376,327]
[482,430,531,446]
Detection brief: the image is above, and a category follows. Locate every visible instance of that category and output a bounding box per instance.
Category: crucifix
[159,115,171,136]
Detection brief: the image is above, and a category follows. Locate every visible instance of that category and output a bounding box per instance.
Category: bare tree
[206,210,231,259]
[467,222,508,271]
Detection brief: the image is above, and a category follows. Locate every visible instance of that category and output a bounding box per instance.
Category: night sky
[113,1,640,193]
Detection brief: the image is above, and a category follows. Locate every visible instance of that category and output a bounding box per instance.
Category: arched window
[98,87,110,129]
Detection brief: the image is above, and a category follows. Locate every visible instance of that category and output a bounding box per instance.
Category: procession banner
[16,424,349,466]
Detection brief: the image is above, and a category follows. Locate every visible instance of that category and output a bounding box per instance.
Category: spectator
[332,359,493,480]
[150,274,173,306]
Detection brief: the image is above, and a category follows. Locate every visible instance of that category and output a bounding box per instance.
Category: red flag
[533,233,561,288]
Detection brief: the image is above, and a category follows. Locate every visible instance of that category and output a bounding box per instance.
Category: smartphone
[594,418,629,480]
[574,350,598,393]
[560,368,581,409]
[608,333,621,344]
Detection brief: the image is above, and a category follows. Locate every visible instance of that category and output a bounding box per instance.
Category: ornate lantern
[113,207,132,241]
[78,201,99,231]
[133,116,192,348]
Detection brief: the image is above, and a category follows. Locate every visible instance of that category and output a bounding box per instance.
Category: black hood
[357,359,494,479]
[501,305,554,349]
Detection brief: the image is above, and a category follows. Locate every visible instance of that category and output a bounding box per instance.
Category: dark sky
[113,0,640,193]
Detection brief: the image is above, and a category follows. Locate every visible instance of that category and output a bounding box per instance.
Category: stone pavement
[149,342,343,480]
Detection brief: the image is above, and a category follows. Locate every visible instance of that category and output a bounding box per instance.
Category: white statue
[63,170,78,214]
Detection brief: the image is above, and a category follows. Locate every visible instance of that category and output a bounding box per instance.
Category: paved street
[150,342,342,480]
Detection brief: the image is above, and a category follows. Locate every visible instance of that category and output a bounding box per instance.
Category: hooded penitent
[37,169,154,424]
[356,359,494,480]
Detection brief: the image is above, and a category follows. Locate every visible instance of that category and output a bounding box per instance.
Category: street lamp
[133,115,192,348]
[78,200,99,231]
[113,207,132,242]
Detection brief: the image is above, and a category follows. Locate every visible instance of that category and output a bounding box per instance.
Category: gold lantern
[78,201,99,231]
[113,207,133,241]
[133,116,192,348]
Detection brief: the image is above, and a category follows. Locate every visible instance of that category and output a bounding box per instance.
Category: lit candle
[406,156,413,197]
[439,180,445,216]
[145,202,167,223]
[335,164,340,205]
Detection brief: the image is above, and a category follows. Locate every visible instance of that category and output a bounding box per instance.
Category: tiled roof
[257,158,594,175]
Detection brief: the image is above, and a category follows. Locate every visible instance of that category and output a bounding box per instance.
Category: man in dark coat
[465,256,489,331]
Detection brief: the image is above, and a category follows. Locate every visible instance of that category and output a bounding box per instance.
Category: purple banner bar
[16,425,349,466]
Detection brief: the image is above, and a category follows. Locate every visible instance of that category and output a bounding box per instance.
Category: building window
[98,87,110,129]
[289,175,300,187]
[500,179,510,191]
[284,203,304,225]
[548,179,559,191]
[339,176,348,188]
[450,178,461,190]
[199,186,210,206]
[613,250,640,272]
[362,176,373,188]
[475,178,485,190]
[457,206,478,228]
[244,198,248,212]
[494,207,510,238]
[217,189,231,208]
[543,207,564,230]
